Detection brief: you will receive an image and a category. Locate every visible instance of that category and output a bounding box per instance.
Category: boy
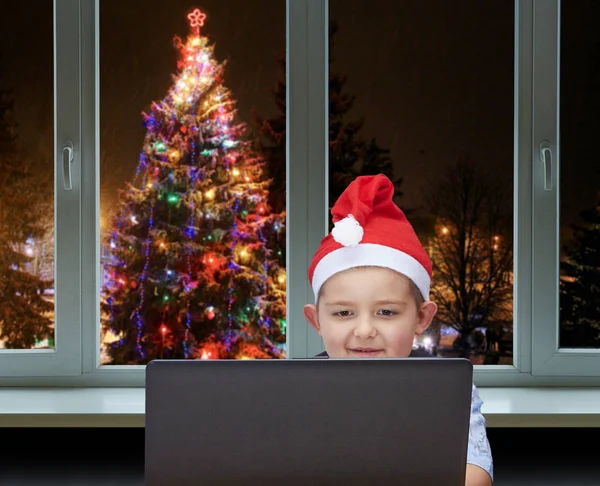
[303,174,493,486]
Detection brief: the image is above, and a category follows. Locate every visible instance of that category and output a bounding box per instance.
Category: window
[96,0,287,369]
[531,0,600,376]
[328,0,515,366]
[559,0,600,351]
[2,0,600,385]
[0,2,55,351]
[0,0,81,378]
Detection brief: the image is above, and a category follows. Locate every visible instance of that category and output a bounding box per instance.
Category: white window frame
[298,0,600,386]
[0,0,323,386]
[0,0,82,378]
[2,0,599,386]
[286,0,329,359]
[529,0,600,376]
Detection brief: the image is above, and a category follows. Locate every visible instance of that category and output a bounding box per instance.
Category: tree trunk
[453,331,473,358]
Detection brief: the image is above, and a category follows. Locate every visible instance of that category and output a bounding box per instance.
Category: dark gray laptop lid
[145,358,473,486]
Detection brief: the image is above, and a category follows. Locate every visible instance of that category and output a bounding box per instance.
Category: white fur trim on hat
[311,243,431,303]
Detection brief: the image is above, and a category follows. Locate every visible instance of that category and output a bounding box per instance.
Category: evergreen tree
[0,62,53,349]
[253,21,402,231]
[560,196,600,347]
[101,9,286,365]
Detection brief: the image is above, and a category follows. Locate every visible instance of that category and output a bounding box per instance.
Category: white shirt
[468,384,494,480]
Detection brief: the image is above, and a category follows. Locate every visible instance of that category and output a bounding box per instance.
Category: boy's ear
[303,304,321,335]
[415,301,437,335]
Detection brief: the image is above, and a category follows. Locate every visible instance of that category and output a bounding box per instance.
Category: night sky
[1,0,599,230]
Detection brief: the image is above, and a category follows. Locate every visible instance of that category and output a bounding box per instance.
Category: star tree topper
[187,8,207,34]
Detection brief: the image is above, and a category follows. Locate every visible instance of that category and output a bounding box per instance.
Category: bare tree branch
[426,159,513,353]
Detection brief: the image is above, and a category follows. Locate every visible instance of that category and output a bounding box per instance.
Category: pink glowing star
[187,8,206,33]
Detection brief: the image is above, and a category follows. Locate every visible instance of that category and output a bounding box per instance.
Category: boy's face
[304,267,437,358]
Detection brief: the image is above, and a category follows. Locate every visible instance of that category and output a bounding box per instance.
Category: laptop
[145,357,473,486]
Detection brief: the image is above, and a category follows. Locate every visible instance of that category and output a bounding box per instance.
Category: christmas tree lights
[101,8,286,365]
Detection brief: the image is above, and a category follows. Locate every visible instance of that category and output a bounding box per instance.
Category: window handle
[539,141,553,191]
[62,140,74,191]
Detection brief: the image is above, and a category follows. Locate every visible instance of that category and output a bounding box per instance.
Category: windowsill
[1,387,600,427]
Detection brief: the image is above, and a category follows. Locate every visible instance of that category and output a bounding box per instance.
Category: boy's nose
[353,318,377,339]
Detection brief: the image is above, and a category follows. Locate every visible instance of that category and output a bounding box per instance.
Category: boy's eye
[378,309,396,317]
[333,310,352,317]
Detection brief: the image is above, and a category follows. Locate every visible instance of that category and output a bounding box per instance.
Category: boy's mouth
[348,347,384,357]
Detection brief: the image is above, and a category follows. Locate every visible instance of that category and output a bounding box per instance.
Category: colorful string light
[100,8,286,363]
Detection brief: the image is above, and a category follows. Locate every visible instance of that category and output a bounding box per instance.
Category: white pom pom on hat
[308,174,432,302]
[331,214,364,247]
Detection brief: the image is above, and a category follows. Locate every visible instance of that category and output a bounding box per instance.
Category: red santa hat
[308,174,432,302]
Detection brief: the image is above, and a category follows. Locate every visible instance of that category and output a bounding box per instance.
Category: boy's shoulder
[314,348,435,358]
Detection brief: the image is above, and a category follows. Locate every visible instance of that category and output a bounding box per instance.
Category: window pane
[100,2,286,364]
[0,3,55,351]
[559,0,600,348]
[329,0,515,365]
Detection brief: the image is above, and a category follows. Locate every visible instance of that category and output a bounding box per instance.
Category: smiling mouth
[349,348,384,356]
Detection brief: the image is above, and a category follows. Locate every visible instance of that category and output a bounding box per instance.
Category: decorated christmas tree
[101,8,286,365]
